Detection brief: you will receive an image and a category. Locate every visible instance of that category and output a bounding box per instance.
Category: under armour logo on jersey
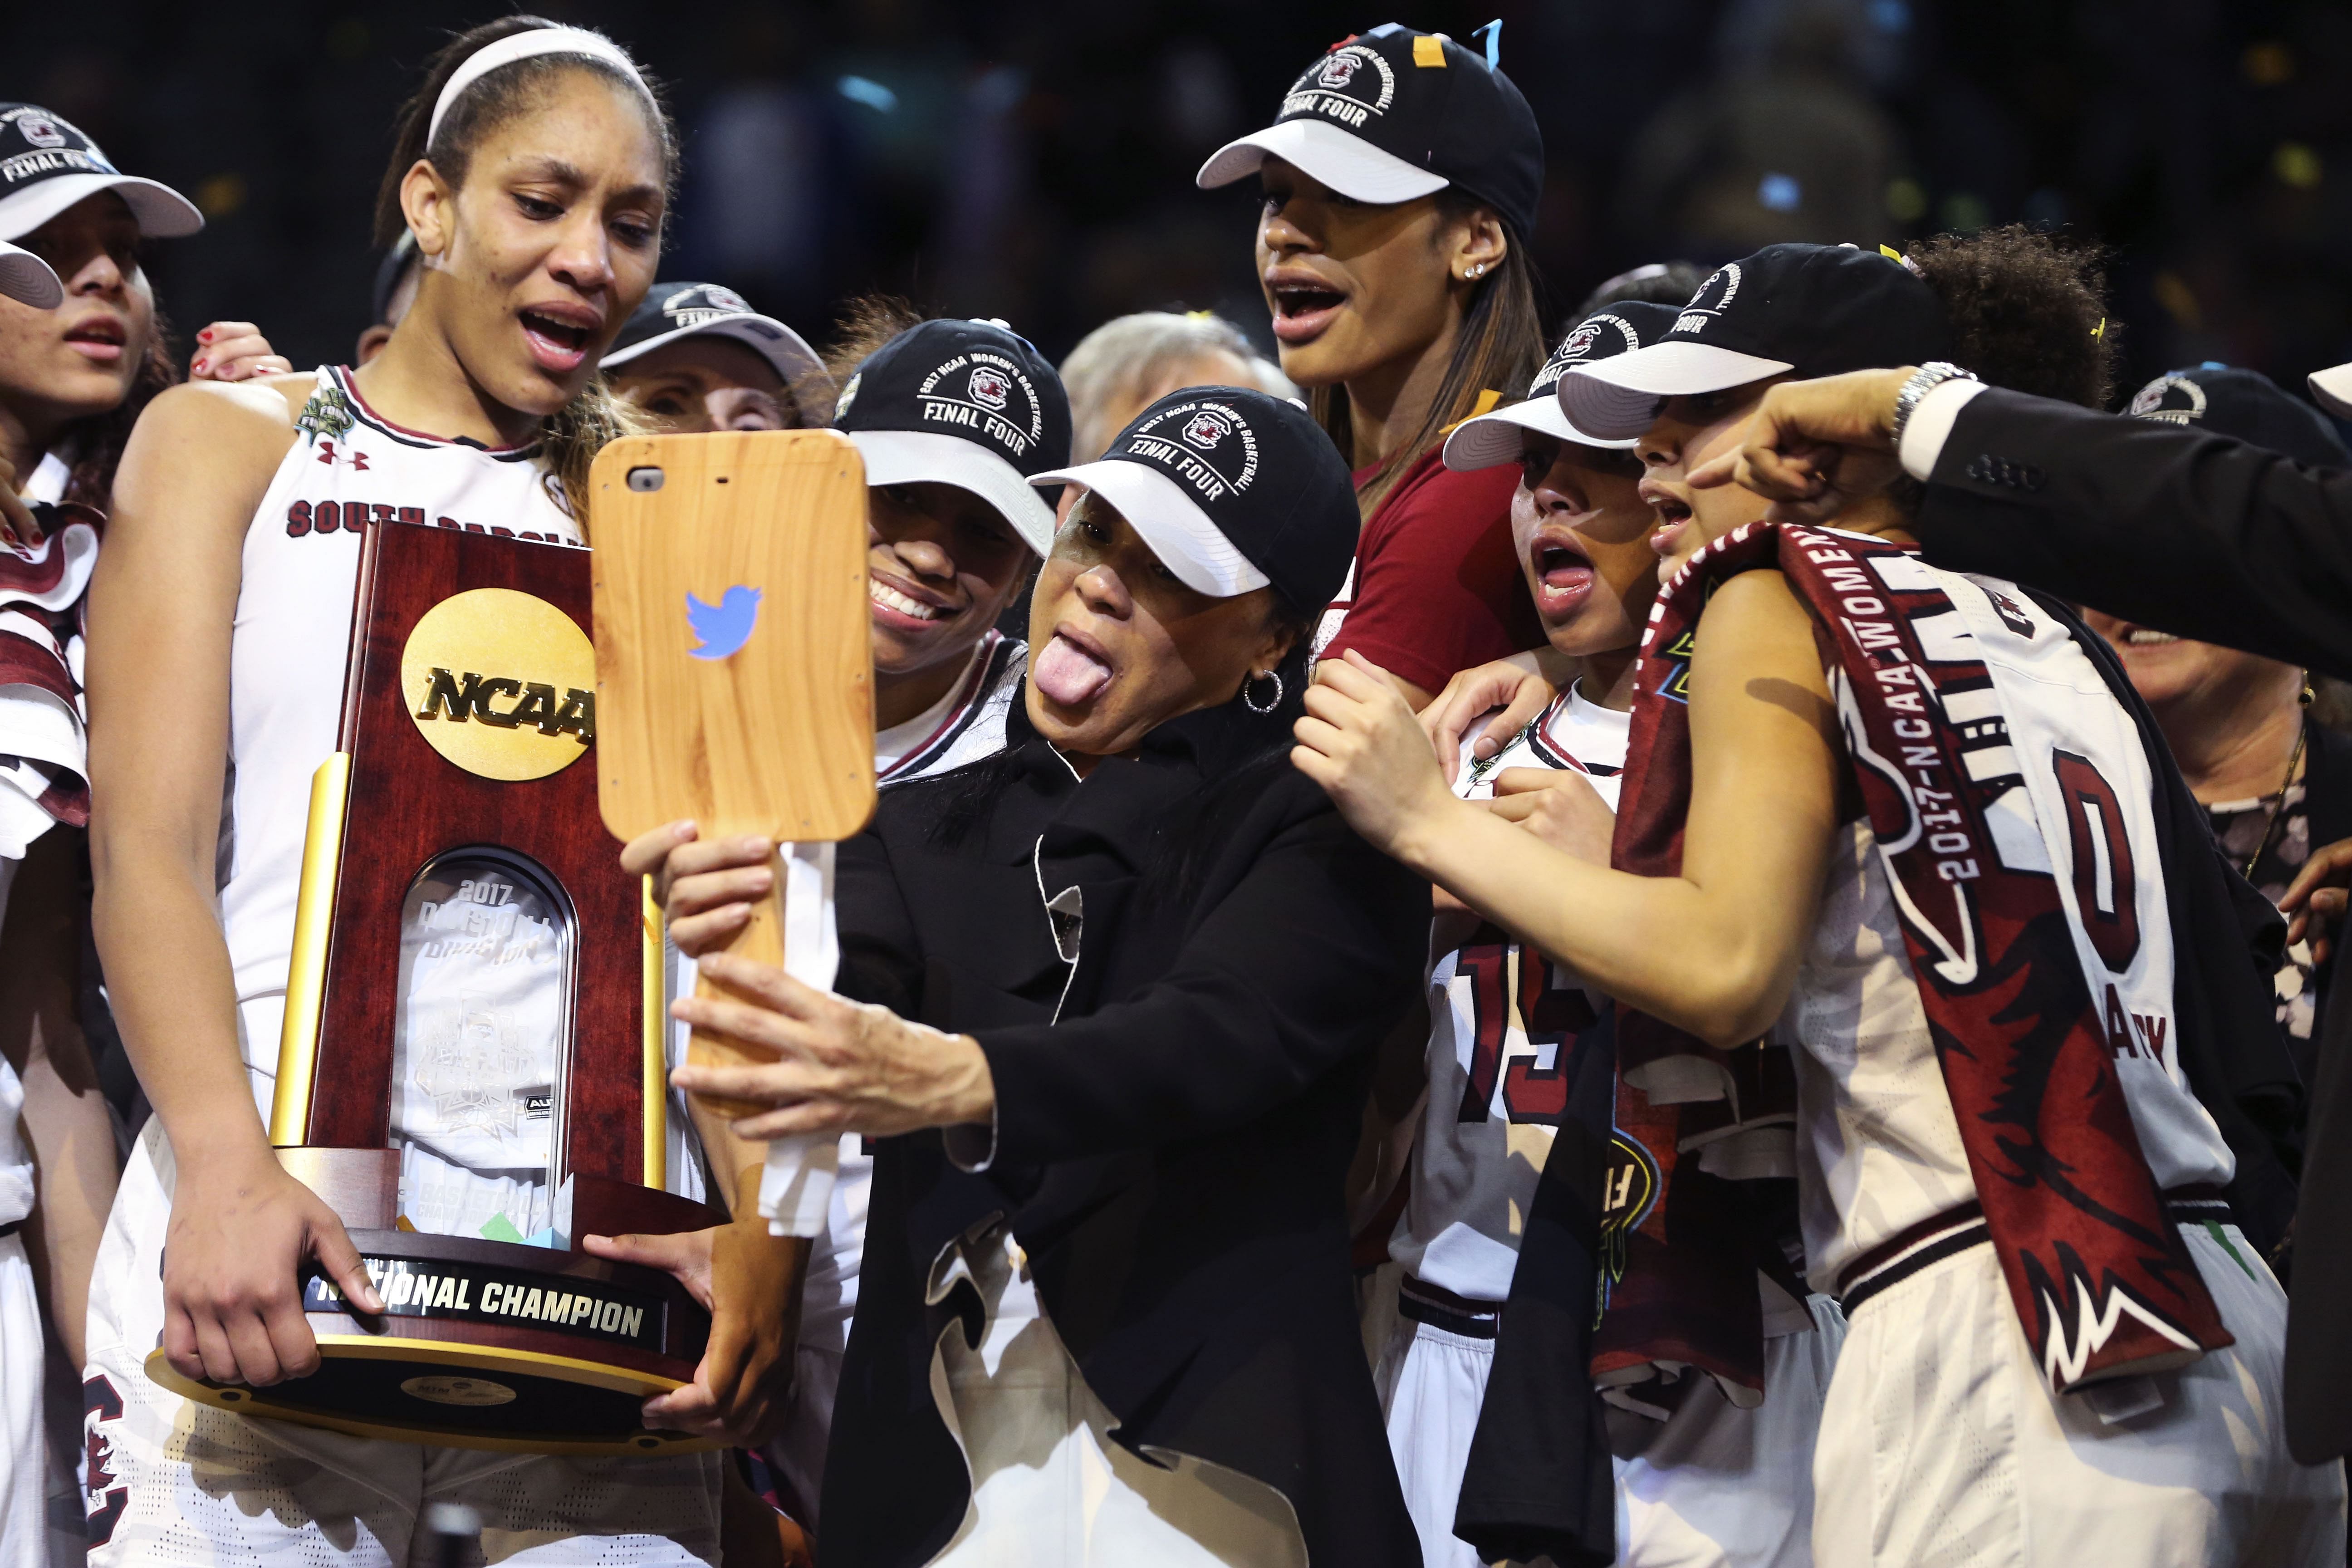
[314,440,370,471]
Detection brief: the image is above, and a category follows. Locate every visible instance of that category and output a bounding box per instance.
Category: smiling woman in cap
[647,307,1071,1538]
[626,385,1430,1565]
[602,279,827,432]
[1197,23,1551,709]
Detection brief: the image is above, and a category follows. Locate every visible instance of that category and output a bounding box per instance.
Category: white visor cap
[848,429,1059,558]
[1030,459,1270,599]
[1554,341,1798,442]
[1196,118,1447,206]
[1443,395,1641,471]
[0,240,62,309]
[2311,362,2352,421]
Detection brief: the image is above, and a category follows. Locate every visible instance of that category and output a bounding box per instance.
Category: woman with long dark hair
[79,20,762,1562]
[1197,24,1550,708]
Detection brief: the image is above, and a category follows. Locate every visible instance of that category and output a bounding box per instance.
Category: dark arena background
[9,0,2352,413]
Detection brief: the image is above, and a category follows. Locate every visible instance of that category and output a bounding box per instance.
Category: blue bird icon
[686,585,762,661]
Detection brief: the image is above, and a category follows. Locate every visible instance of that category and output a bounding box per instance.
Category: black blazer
[1911,385,2352,678]
[1913,387,2352,1461]
[815,693,1429,1566]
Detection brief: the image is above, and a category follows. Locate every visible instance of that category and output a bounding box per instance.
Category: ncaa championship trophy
[145,518,721,1455]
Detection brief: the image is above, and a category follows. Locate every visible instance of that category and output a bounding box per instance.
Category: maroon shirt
[1320,448,1542,695]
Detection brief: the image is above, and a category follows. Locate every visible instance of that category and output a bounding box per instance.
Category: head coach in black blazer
[634,386,1430,1565]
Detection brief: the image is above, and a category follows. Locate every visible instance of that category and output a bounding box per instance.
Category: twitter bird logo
[686,586,762,661]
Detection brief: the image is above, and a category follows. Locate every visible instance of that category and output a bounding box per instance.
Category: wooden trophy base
[145,1151,724,1455]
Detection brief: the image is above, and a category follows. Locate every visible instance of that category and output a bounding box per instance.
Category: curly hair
[1907,225,2117,411]
[57,303,178,512]
[818,294,926,405]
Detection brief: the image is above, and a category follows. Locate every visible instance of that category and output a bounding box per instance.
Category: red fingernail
[192,359,208,373]
[197,328,213,342]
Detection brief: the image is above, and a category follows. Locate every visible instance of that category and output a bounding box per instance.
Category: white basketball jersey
[1389,684,1629,1304]
[1780,552,2235,1291]
[220,367,577,1237]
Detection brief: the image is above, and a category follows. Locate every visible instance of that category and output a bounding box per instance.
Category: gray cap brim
[0,241,62,309]
[1442,396,1641,471]
[849,429,1056,556]
[602,312,829,423]
[1555,341,1797,441]
[0,172,203,243]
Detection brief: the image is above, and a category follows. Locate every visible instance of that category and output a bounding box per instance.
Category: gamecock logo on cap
[1183,411,1232,449]
[968,368,1011,411]
[1317,53,1361,90]
[18,115,66,149]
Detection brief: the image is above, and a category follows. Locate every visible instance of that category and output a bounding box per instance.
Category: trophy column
[146,519,720,1456]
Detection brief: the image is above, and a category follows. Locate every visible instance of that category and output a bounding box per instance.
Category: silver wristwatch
[1890,361,1980,453]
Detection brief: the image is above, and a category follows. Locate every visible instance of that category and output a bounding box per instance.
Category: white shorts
[923,1224,1307,1567]
[1374,1289,1843,1568]
[1813,1221,2346,1567]
[0,1230,43,1568]
[82,1120,723,1566]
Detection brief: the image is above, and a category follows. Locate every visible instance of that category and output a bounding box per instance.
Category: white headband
[426,26,654,149]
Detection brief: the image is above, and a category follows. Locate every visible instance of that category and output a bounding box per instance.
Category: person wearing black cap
[624,386,1429,1565]
[2081,367,2352,1112]
[1303,232,2341,1567]
[354,231,422,365]
[0,235,73,1568]
[1351,296,1844,1568]
[602,279,826,432]
[606,310,1072,1539]
[0,101,282,513]
[1197,24,1550,710]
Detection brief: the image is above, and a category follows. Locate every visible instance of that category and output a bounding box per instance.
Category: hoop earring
[1243,669,1284,714]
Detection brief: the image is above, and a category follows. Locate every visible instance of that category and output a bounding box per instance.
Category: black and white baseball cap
[1443,300,1684,470]
[834,318,1072,555]
[0,240,62,309]
[1196,25,1543,240]
[603,281,823,394]
[2130,363,2348,470]
[2305,361,2352,424]
[1556,243,1953,441]
[1032,386,1357,609]
[0,104,202,243]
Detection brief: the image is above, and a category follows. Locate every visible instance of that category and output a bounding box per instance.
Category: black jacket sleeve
[831,828,923,1019]
[974,808,1427,1166]
[1916,387,2352,678]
